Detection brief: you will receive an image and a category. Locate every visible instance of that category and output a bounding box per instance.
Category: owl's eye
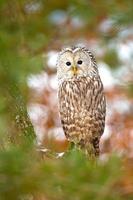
[66,61,71,66]
[77,60,83,65]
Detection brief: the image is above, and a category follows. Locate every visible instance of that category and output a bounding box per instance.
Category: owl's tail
[78,138,100,159]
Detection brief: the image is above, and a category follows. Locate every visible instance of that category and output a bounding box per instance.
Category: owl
[57,46,106,158]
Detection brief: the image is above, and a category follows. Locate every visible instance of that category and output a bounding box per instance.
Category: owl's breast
[59,80,87,141]
[59,78,90,121]
[59,79,88,113]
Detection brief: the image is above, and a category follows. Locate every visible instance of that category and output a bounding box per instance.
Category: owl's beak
[71,66,78,75]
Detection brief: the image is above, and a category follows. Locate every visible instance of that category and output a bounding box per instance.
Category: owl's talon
[68,142,75,151]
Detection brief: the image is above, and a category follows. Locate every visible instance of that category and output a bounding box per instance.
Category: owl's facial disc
[57,47,99,84]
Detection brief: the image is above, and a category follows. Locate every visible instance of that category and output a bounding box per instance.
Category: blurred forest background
[0,0,133,199]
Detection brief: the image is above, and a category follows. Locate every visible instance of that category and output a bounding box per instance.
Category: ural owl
[57,46,106,157]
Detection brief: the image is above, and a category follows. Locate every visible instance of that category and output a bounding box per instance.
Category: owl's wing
[85,77,106,156]
[86,76,106,136]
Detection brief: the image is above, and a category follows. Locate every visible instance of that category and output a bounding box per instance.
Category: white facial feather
[57,46,98,85]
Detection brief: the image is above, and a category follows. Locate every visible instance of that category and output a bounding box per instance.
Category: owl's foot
[68,141,76,151]
[63,142,75,157]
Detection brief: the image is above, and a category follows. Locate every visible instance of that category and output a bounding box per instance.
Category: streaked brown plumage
[57,46,106,157]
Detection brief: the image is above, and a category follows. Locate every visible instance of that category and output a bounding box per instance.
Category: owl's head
[57,46,98,83]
